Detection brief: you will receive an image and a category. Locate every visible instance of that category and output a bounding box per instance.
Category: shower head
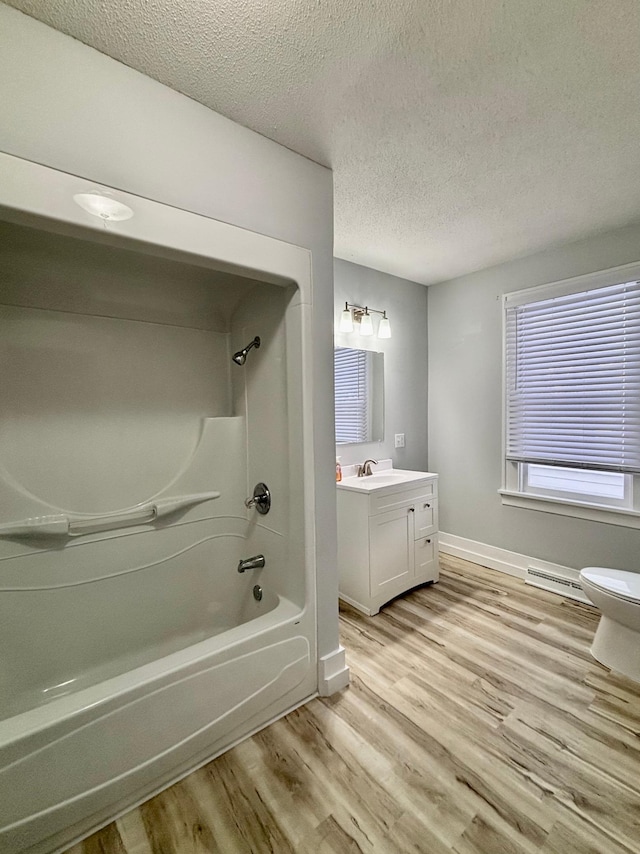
[232,336,261,366]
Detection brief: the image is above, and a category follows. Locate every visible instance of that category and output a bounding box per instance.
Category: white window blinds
[335,347,368,444]
[505,280,640,473]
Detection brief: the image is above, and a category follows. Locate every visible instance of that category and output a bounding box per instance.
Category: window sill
[499,490,640,529]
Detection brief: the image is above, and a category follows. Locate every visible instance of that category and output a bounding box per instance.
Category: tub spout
[237,554,266,573]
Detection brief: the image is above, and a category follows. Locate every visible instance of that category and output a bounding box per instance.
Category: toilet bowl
[579,567,640,682]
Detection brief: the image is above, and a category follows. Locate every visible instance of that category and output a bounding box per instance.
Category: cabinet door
[415,536,438,583]
[369,507,414,598]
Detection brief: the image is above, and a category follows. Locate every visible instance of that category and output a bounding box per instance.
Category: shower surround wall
[0,4,342,701]
[0,177,317,853]
[0,11,345,849]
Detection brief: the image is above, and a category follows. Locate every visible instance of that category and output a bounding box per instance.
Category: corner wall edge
[317,645,350,696]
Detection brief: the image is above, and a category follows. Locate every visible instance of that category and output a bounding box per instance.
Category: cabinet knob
[408,507,415,513]
[424,503,430,509]
[426,538,431,544]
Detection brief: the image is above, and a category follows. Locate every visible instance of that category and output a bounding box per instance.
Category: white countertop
[337,460,437,494]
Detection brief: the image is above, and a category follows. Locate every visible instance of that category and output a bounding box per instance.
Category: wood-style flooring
[68,555,640,853]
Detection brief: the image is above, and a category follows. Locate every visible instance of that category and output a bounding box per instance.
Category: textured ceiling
[6,0,640,284]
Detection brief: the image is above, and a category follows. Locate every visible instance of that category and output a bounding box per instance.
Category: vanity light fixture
[359,309,374,336]
[377,312,391,339]
[338,302,354,333]
[339,303,392,339]
[73,190,134,223]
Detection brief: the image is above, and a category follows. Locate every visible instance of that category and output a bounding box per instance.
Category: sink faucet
[357,459,378,477]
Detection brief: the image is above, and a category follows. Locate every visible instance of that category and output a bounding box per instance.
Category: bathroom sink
[363,473,408,485]
[338,466,436,493]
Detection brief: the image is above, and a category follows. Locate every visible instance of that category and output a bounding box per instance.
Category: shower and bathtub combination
[0,153,322,853]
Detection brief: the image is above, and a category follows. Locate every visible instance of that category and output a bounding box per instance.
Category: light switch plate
[394,433,405,448]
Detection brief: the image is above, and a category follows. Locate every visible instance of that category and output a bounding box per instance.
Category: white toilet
[579,567,640,682]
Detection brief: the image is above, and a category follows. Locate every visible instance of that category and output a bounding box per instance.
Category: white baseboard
[317,645,350,696]
[439,531,590,603]
[338,592,375,616]
[439,532,529,578]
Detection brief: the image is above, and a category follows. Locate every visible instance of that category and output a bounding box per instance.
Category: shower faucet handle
[245,482,271,515]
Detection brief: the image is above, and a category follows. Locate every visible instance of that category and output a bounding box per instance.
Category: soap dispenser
[336,457,342,483]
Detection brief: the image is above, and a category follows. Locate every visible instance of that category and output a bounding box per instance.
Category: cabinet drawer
[414,498,438,539]
[370,479,437,516]
[415,534,438,583]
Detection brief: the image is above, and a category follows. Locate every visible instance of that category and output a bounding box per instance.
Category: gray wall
[0,6,340,661]
[428,221,640,572]
[334,259,428,471]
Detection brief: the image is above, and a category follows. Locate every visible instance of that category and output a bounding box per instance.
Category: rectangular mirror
[334,347,384,444]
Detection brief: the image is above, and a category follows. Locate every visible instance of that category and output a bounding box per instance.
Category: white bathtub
[0,520,316,854]
[0,594,314,854]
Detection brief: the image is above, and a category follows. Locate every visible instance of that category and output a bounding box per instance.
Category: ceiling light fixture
[338,303,392,339]
[73,190,134,222]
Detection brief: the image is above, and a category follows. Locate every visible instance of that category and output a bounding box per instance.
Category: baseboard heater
[525,567,591,604]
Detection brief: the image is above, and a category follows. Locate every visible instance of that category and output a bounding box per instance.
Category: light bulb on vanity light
[359,310,374,336]
[377,312,391,339]
[338,302,354,333]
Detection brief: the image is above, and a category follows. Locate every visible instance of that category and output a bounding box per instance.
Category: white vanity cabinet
[337,474,439,615]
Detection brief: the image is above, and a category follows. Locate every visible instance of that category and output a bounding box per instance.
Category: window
[522,464,629,506]
[501,263,640,526]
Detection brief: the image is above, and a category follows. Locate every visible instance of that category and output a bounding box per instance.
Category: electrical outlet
[394,433,405,448]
